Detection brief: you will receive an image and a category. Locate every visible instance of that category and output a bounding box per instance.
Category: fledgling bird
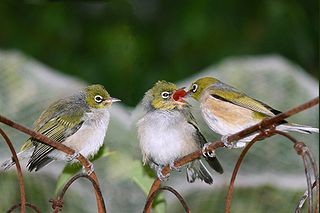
[1,84,120,173]
[182,77,318,148]
[137,80,223,184]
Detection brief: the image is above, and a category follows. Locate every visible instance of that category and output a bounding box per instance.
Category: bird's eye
[191,84,198,93]
[161,91,170,99]
[94,95,103,103]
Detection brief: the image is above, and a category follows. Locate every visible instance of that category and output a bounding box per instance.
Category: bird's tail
[1,147,34,171]
[186,160,213,184]
[277,123,319,134]
[204,155,224,174]
[1,157,16,171]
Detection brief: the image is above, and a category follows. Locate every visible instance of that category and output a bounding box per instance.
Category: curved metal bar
[51,173,106,213]
[225,133,265,213]
[0,128,26,213]
[143,186,190,213]
[7,202,42,213]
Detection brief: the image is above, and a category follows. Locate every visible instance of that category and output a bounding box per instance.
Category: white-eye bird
[137,80,223,184]
[182,77,318,148]
[1,84,120,173]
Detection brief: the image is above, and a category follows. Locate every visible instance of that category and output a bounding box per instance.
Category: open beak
[103,97,121,105]
[172,87,188,104]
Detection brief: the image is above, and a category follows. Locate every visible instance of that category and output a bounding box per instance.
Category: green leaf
[129,160,166,213]
[54,145,113,195]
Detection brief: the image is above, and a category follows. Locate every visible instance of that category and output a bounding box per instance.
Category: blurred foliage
[168,185,303,213]
[0,172,88,212]
[55,144,113,194]
[0,0,318,106]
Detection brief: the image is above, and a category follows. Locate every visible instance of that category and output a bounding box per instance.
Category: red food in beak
[173,89,187,101]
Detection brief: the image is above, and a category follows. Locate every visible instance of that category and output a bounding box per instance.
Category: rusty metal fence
[0,97,319,213]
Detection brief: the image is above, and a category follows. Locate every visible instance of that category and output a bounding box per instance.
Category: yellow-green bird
[1,84,120,173]
[182,77,318,148]
[137,80,223,184]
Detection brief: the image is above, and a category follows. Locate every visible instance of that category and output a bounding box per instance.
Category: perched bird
[137,80,223,184]
[182,76,318,148]
[1,84,120,173]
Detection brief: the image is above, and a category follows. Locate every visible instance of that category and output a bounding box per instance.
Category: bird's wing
[186,112,224,174]
[27,109,85,171]
[207,83,282,117]
[185,112,206,146]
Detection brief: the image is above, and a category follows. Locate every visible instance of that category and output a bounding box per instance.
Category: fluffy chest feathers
[137,110,199,166]
[61,108,110,158]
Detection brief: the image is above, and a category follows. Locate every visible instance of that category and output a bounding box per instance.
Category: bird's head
[188,77,219,101]
[85,84,120,109]
[144,80,187,111]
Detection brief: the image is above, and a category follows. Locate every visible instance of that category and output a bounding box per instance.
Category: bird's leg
[82,162,94,175]
[155,165,170,181]
[67,151,80,162]
[202,143,216,158]
[169,160,181,172]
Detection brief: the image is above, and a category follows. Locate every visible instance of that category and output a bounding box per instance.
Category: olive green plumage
[138,80,223,184]
[143,80,183,111]
[187,76,318,147]
[2,84,120,172]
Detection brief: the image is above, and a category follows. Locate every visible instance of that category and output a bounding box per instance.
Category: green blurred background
[0,1,318,213]
[0,0,318,107]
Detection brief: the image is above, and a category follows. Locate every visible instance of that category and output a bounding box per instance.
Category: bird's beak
[110,97,121,103]
[172,87,188,105]
[103,97,121,105]
[186,89,193,96]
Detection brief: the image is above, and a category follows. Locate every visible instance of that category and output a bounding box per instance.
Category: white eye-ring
[94,95,103,103]
[161,91,170,99]
[191,84,198,93]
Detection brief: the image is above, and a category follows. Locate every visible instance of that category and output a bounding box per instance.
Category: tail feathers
[27,157,54,172]
[186,160,213,184]
[205,156,224,174]
[277,123,319,134]
[1,147,34,171]
[1,157,15,171]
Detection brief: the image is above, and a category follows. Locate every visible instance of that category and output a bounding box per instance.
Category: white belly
[49,109,110,160]
[63,123,107,157]
[138,111,199,166]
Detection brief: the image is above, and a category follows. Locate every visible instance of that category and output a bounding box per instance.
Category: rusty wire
[296,180,319,213]
[0,97,318,213]
[225,132,266,213]
[6,202,42,213]
[274,130,319,213]
[0,115,106,213]
[50,173,106,213]
[144,97,319,213]
[143,186,190,213]
[0,128,26,213]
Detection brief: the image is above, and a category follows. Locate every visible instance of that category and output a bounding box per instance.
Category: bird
[1,84,120,173]
[137,80,223,184]
[181,76,318,148]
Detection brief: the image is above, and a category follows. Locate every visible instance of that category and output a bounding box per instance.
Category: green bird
[179,76,318,148]
[137,80,223,184]
[1,84,120,173]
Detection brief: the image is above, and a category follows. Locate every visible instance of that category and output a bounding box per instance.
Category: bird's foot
[221,135,237,149]
[156,166,170,181]
[169,160,181,172]
[82,162,94,175]
[202,142,216,158]
[67,151,80,162]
